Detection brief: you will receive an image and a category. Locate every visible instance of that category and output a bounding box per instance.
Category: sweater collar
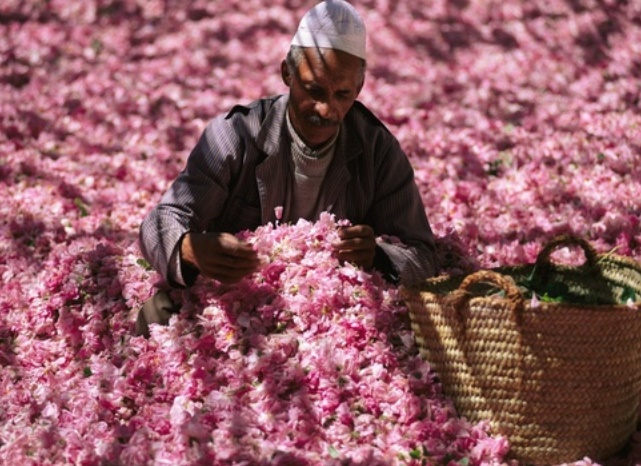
[285,109,340,160]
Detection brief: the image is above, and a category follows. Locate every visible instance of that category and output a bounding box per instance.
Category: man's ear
[281,60,292,87]
[356,72,365,97]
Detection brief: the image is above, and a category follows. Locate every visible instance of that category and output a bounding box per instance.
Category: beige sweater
[284,111,338,222]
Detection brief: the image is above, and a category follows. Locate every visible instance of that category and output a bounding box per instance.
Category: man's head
[281,1,367,148]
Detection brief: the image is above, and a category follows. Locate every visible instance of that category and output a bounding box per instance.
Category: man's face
[281,47,364,148]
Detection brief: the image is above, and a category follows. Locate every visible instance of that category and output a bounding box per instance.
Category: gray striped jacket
[139,95,437,286]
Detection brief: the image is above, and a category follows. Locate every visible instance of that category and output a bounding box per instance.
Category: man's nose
[315,100,336,119]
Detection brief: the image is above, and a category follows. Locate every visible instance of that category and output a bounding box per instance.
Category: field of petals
[2,0,641,465]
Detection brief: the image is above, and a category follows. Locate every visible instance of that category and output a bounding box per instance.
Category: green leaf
[409,448,422,459]
[328,445,340,459]
[83,366,92,377]
[621,286,637,303]
[524,265,538,285]
[74,197,89,217]
[539,292,565,303]
[136,258,153,271]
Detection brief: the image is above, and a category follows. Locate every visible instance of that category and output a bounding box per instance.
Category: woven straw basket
[401,235,641,465]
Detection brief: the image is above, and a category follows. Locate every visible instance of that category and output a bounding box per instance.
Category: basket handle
[457,269,524,304]
[447,270,525,328]
[535,234,598,268]
[450,270,526,393]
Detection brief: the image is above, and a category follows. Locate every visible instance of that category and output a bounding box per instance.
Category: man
[137,0,438,337]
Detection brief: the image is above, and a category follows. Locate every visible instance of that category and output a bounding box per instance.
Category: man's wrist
[178,232,200,286]
[180,232,198,269]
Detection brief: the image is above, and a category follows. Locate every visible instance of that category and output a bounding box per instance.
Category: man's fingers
[332,224,376,268]
[200,243,262,279]
[333,234,376,254]
[218,235,257,255]
[334,237,374,251]
[183,232,262,283]
[338,224,374,240]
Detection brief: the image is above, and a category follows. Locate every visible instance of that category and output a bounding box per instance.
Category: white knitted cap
[291,0,366,60]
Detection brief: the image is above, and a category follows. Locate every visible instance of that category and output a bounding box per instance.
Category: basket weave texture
[401,235,641,465]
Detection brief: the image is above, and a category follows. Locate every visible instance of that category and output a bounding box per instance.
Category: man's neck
[286,110,339,159]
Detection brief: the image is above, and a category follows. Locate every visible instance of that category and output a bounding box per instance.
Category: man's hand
[181,232,262,284]
[332,224,377,269]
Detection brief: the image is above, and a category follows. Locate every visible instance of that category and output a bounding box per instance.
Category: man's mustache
[307,114,339,128]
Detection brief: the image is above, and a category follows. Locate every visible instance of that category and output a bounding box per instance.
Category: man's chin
[303,128,338,147]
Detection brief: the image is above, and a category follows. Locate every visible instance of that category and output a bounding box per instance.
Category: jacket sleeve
[369,134,439,286]
[138,116,241,287]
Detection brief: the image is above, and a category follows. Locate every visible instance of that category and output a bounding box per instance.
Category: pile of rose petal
[0,213,509,465]
[2,0,641,464]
